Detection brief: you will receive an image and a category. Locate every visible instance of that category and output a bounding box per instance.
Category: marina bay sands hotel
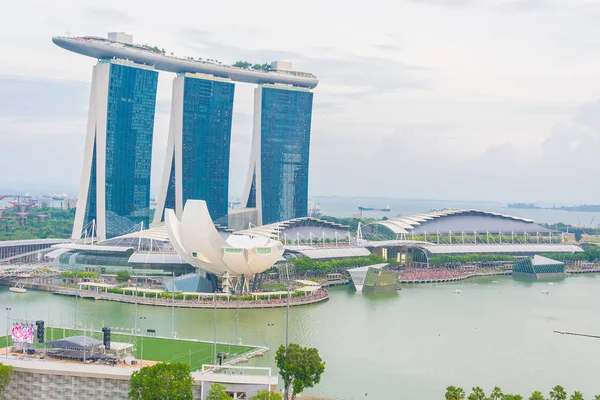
[53,33,318,241]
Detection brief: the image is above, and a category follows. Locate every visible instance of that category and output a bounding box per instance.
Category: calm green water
[2,276,600,399]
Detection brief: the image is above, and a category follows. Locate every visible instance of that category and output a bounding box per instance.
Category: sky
[1,0,600,204]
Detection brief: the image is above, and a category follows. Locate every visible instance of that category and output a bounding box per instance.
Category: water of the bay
[312,196,600,227]
[2,275,600,399]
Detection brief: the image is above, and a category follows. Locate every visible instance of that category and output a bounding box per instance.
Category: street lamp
[138,316,146,367]
[5,307,11,358]
[265,323,274,371]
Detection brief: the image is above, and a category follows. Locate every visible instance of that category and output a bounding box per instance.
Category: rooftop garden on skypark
[77,36,316,78]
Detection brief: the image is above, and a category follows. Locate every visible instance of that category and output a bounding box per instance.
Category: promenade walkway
[52,287,329,309]
[399,268,510,284]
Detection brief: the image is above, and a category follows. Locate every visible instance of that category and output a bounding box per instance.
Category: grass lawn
[2,328,257,370]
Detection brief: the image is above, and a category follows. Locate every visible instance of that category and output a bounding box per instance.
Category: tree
[467,387,486,400]
[0,363,14,398]
[275,343,325,400]
[529,391,546,400]
[490,386,504,400]
[250,390,283,400]
[206,383,229,400]
[570,393,584,400]
[129,362,193,400]
[574,232,582,242]
[445,386,466,400]
[505,395,524,400]
[116,270,131,283]
[549,386,568,400]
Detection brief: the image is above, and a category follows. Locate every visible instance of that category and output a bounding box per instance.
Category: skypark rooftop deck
[52,36,319,88]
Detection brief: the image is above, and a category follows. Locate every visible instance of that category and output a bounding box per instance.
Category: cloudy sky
[1,0,599,204]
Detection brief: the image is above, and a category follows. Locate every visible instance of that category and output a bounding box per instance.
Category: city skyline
[3,0,600,204]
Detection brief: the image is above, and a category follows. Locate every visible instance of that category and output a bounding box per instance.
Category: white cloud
[1,0,600,204]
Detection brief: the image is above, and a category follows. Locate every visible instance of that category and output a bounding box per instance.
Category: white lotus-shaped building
[165,200,284,284]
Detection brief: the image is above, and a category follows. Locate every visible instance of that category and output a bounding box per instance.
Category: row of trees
[445,385,599,400]
[129,343,325,400]
[540,244,600,263]
[106,287,309,301]
[291,253,385,274]
[0,207,75,241]
[542,222,600,236]
[59,271,99,279]
[429,254,515,266]
[232,61,272,70]
[411,233,563,245]
[0,363,13,398]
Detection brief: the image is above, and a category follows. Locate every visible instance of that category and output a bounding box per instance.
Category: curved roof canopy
[237,217,349,240]
[367,209,548,237]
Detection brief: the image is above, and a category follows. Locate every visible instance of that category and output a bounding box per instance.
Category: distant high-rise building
[241,84,313,226]
[154,73,235,225]
[72,59,158,241]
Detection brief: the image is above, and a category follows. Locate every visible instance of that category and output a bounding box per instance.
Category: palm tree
[529,391,546,400]
[549,386,568,400]
[490,387,504,400]
[468,387,487,400]
[445,386,466,400]
[570,392,584,400]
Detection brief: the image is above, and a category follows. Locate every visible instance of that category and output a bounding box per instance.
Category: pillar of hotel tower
[241,84,314,226]
[72,59,158,241]
[154,73,235,226]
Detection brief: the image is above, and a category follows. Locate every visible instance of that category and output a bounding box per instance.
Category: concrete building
[154,73,235,226]
[0,239,69,264]
[240,85,314,226]
[71,59,158,242]
[2,358,276,400]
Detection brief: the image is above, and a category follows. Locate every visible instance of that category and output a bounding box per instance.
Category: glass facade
[83,137,97,237]
[164,154,176,219]
[104,62,158,238]
[180,76,234,224]
[260,86,313,225]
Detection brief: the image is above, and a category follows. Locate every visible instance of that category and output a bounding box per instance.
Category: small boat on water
[455,289,462,294]
[9,287,27,293]
[548,282,554,286]
[541,290,549,294]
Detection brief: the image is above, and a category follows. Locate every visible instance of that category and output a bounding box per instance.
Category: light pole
[138,316,146,367]
[265,323,274,370]
[134,273,138,334]
[285,285,290,349]
[171,271,175,338]
[5,307,11,358]
[235,295,240,345]
[213,292,217,365]
[74,267,79,329]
